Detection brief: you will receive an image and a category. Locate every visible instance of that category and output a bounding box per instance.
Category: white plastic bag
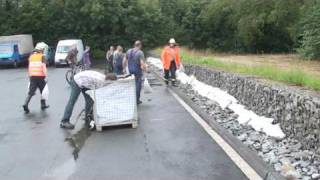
[143,78,153,94]
[27,82,31,94]
[124,65,130,75]
[178,63,185,72]
[41,84,49,100]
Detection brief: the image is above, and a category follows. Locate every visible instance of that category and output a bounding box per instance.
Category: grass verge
[154,48,320,91]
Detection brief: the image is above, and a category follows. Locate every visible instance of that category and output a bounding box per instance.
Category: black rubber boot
[23,95,32,114]
[41,100,50,110]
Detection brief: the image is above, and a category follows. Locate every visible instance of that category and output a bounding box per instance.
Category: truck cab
[0,34,34,68]
[0,44,22,67]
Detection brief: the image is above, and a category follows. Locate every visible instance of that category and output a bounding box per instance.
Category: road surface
[0,67,248,180]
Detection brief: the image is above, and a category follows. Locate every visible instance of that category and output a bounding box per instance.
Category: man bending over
[60,70,117,129]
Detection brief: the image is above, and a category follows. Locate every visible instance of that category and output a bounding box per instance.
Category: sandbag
[143,78,152,94]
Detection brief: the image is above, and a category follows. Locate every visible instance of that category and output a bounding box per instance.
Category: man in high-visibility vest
[22,43,49,114]
[161,38,181,86]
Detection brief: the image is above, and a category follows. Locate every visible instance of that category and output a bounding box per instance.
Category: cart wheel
[132,122,138,129]
[96,126,102,132]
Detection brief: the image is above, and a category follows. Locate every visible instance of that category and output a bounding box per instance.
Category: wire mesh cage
[92,76,138,130]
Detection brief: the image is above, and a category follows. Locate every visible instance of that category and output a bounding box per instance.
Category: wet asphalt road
[0,67,247,180]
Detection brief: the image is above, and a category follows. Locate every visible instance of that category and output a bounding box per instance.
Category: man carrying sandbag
[22,43,50,114]
[60,71,117,129]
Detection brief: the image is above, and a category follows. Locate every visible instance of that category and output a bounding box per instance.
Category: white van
[54,39,84,66]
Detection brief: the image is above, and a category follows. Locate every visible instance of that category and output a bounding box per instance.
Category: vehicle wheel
[65,70,73,85]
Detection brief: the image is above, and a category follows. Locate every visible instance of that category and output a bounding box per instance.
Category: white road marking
[168,88,263,180]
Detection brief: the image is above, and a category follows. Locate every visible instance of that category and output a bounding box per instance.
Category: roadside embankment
[183,64,320,153]
[147,57,320,179]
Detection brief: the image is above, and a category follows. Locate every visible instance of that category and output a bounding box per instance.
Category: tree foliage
[0,0,320,59]
[298,0,320,59]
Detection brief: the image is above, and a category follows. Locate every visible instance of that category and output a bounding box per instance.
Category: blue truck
[0,34,34,67]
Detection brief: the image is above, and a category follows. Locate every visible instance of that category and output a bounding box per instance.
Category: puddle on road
[65,126,91,160]
[41,126,91,180]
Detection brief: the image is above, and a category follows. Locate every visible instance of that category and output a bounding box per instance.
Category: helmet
[169,38,176,44]
[35,42,48,51]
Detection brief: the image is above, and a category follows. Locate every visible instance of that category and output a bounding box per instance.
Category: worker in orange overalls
[161,38,181,86]
[22,43,49,114]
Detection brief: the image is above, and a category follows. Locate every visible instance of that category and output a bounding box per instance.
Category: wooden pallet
[95,120,138,132]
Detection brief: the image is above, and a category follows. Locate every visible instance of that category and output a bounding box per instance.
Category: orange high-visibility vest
[28,53,47,77]
[161,46,181,70]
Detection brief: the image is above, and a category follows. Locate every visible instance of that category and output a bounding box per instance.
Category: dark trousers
[164,61,177,82]
[132,73,142,102]
[28,76,46,96]
[114,64,123,75]
[61,80,94,122]
[106,60,113,73]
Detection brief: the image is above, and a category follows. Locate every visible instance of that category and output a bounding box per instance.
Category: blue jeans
[114,64,123,75]
[133,73,142,102]
[61,80,94,122]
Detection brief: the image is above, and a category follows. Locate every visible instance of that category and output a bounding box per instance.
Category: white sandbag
[124,65,130,75]
[178,63,185,73]
[41,84,49,100]
[143,78,153,94]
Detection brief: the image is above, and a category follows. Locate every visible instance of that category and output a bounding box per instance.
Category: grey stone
[274,163,282,172]
[294,151,310,161]
[262,142,273,153]
[291,161,301,168]
[302,167,309,173]
[280,158,291,165]
[243,140,254,146]
[300,161,311,168]
[252,142,262,151]
[277,147,290,156]
[237,133,248,141]
[264,151,278,164]
[289,142,302,152]
[312,173,320,180]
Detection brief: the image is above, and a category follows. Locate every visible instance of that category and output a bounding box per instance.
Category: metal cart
[92,75,138,131]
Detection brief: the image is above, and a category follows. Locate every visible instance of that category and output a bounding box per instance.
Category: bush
[91,49,105,60]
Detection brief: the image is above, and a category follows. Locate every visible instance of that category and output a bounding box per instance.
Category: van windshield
[57,45,71,53]
[0,44,13,54]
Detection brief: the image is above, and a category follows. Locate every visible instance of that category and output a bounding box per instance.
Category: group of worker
[22,38,182,130]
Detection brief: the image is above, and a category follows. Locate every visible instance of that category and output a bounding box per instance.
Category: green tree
[298,1,320,59]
